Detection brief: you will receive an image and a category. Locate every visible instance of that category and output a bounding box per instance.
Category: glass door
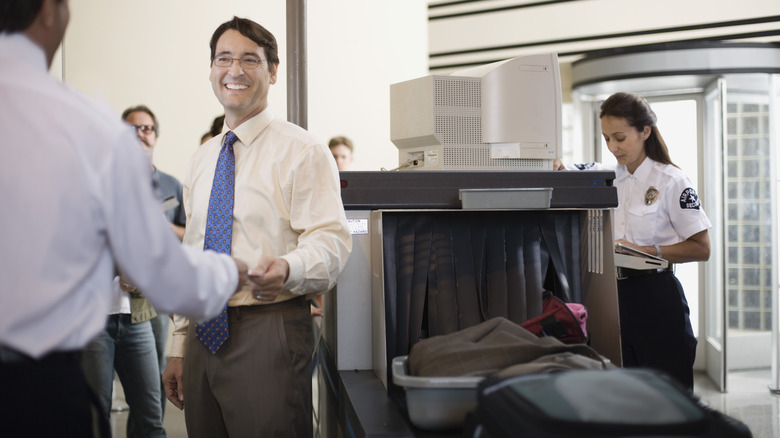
[722,75,776,377]
[772,74,780,393]
[703,79,727,391]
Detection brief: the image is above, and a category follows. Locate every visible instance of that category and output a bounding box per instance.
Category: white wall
[61,0,428,180]
[307,1,428,171]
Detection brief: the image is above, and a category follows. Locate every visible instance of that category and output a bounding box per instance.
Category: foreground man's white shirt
[0,33,237,358]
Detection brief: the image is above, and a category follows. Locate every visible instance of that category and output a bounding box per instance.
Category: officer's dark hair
[209,17,279,73]
[0,0,63,33]
[122,105,160,136]
[599,92,676,167]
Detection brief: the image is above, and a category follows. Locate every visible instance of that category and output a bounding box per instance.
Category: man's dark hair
[122,105,159,135]
[209,17,279,72]
[0,0,61,33]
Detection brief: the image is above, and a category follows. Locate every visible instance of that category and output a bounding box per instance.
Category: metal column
[286,0,307,129]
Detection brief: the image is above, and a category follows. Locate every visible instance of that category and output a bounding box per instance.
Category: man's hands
[248,257,290,302]
[118,275,137,293]
[162,357,185,410]
[163,257,291,412]
[171,224,186,240]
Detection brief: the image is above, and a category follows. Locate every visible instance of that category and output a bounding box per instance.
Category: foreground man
[163,16,351,438]
[0,2,251,436]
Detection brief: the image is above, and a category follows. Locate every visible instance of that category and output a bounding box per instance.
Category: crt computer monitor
[389,53,562,171]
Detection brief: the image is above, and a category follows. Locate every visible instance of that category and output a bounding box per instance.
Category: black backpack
[464,368,752,438]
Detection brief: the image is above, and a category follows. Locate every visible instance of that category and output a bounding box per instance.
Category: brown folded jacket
[408,317,613,378]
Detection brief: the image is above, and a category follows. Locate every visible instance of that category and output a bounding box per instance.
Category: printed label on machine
[347,218,369,235]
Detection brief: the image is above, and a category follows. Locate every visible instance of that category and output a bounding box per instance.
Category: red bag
[520,291,588,344]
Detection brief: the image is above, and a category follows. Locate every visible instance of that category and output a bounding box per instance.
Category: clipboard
[161,196,180,212]
[614,242,669,270]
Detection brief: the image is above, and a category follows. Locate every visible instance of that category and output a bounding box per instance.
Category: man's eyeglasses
[132,125,155,134]
[212,56,264,69]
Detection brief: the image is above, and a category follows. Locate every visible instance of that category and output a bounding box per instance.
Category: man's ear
[25,0,68,67]
[38,0,58,29]
[269,63,279,85]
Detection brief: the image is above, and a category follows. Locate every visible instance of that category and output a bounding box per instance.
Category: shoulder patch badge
[679,188,701,210]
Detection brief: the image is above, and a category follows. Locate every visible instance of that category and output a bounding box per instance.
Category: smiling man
[162,17,352,438]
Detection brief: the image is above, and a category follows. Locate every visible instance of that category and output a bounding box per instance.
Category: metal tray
[459,187,552,209]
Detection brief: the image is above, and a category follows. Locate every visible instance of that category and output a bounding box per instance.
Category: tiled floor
[110,370,780,437]
[110,399,187,438]
[694,369,780,438]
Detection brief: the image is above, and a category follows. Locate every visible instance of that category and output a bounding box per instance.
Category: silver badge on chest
[645,187,659,206]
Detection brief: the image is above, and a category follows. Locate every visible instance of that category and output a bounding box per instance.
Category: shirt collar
[225,107,275,147]
[631,157,655,183]
[614,157,655,183]
[0,33,49,73]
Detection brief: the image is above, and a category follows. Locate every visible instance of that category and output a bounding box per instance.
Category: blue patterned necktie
[195,131,238,354]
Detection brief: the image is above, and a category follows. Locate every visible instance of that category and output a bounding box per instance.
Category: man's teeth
[226,84,248,90]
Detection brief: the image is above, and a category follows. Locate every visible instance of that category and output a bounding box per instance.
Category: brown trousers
[183,297,313,438]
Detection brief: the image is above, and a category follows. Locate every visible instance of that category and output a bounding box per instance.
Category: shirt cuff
[280,253,304,293]
[169,314,189,358]
[169,335,185,358]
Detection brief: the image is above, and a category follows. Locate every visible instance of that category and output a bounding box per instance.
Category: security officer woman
[556,92,712,390]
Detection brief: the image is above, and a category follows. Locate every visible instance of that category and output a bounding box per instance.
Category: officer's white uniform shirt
[565,158,712,246]
[613,158,712,246]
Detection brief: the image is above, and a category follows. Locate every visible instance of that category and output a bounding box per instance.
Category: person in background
[82,105,186,434]
[79,107,174,437]
[123,106,186,240]
[555,91,711,390]
[328,135,354,171]
[0,1,251,436]
[162,17,351,438]
[200,114,225,145]
[122,109,185,414]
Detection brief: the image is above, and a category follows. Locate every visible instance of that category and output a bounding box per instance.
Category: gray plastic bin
[391,355,483,430]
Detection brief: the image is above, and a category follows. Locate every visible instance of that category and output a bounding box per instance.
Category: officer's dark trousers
[618,270,697,390]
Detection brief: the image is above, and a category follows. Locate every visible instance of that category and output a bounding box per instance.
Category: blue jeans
[149,313,169,417]
[81,314,166,438]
